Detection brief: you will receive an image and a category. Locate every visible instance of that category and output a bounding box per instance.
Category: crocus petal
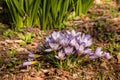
[85,34,91,40]
[59,38,69,47]
[75,44,85,54]
[45,35,53,42]
[28,51,40,59]
[89,52,94,55]
[83,39,92,47]
[71,30,76,36]
[51,31,57,40]
[103,52,112,59]
[81,34,85,40]
[45,36,53,47]
[95,47,104,57]
[89,56,98,60]
[23,61,38,66]
[51,31,61,41]
[75,32,81,37]
[44,49,53,52]
[55,55,60,60]
[55,50,66,60]
[95,47,102,53]
[49,42,59,50]
[28,51,34,58]
[87,39,92,47]
[78,34,92,47]
[66,30,71,35]
[64,46,74,56]
[70,38,78,47]
[28,57,34,61]
[84,48,92,54]
[37,44,43,50]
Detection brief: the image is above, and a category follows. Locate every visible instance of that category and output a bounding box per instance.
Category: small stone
[73,73,78,79]
[0,41,7,45]
[5,40,13,44]
[41,69,49,73]
[14,40,23,43]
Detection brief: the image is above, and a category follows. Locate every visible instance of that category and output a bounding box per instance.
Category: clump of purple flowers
[23,30,112,66]
[44,30,112,60]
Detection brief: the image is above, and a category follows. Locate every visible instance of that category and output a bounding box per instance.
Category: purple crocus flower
[45,42,60,52]
[64,46,74,56]
[75,44,85,54]
[84,34,91,40]
[28,51,34,61]
[23,61,38,66]
[79,34,92,47]
[43,30,112,61]
[76,33,92,47]
[55,50,66,60]
[66,30,81,38]
[94,47,104,57]
[27,51,41,61]
[45,35,53,46]
[28,51,40,58]
[89,55,98,60]
[28,51,34,58]
[77,33,85,43]
[66,30,73,35]
[90,47,104,60]
[83,38,92,47]
[70,38,79,47]
[103,52,112,59]
[71,30,81,37]
[59,37,70,47]
[83,48,92,54]
[89,48,113,60]
[51,31,61,41]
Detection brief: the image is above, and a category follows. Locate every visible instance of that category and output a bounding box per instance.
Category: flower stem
[54,50,57,54]
[60,60,63,68]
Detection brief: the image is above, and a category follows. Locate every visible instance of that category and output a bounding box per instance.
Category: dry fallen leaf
[101,61,108,70]
[117,52,120,63]
[17,48,28,54]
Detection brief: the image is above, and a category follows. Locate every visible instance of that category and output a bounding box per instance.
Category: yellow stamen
[31,61,38,65]
[34,54,41,58]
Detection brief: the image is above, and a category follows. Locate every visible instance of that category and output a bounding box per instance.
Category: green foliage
[7,47,17,58]
[95,21,117,43]
[5,0,41,30]
[93,21,119,55]
[6,47,21,71]
[24,0,40,27]
[5,0,24,30]
[0,58,4,67]
[38,0,72,30]
[73,0,94,16]
[89,13,98,19]
[44,52,89,69]
[105,43,120,55]
[109,5,120,17]
[5,0,94,30]
[19,32,35,44]
[3,29,16,38]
